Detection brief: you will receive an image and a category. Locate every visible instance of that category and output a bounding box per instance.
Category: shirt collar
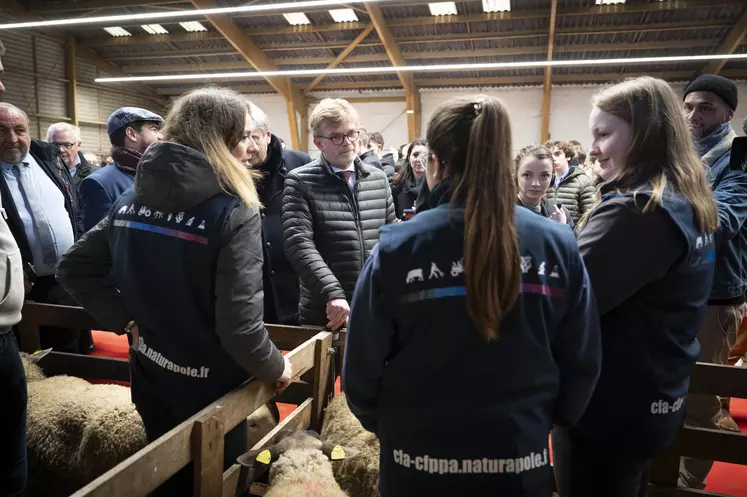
[0,153,31,171]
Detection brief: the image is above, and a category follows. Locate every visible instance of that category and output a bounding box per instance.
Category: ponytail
[427,96,520,340]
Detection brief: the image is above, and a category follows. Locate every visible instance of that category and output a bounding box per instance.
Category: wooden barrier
[649,363,747,497]
[17,301,338,497]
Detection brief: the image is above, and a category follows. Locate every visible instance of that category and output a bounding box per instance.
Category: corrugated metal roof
[8,0,746,93]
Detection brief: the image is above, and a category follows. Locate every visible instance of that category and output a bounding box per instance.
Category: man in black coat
[242,103,311,325]
[0,103,92,353]
[46,122,99,188]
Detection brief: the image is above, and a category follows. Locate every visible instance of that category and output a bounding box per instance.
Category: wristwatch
[124,320,137,335]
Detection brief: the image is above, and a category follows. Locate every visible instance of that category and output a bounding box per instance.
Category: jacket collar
[318,152,369,178]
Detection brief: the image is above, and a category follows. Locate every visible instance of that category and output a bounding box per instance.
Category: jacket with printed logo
[575,185,716,456]
[57,142,284,419]
[343,181,601,497]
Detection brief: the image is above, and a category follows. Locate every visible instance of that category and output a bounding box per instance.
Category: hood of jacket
[135,141,223,213]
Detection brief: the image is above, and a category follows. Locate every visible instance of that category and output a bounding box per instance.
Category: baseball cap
[107,107,164,137]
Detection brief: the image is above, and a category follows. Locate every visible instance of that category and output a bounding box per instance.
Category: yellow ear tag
[256,450,271,465]
[330,445,345,460]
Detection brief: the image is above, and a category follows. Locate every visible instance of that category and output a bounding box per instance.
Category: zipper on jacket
[353,180,365,268]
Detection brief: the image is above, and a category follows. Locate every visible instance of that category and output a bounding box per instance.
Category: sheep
[321,392,381,497]
[19,352,279,497]
[237,429,359,497]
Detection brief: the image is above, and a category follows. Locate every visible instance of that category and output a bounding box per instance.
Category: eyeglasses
[52,142,79,150]
[316,130,360,146]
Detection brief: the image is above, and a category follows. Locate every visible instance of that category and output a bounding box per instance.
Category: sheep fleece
[25,375,147,497]
[321,393,381,497]
[266,448,349,497]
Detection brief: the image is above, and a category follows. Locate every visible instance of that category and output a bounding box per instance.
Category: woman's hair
[426,95,520,341]
[513,144,553,170]
[591,76,718,232]
[161,86,260,208]
[394,139,427,186]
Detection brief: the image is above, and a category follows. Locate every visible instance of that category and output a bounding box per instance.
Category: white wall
[247,80,747,156]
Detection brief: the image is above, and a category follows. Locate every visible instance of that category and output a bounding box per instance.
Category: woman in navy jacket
[343,95,602,497]
[552,76,719,497]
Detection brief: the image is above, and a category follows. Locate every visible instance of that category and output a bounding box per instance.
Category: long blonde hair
[427,95,520,341]
[591,77,718,232]
[161,87,260,208]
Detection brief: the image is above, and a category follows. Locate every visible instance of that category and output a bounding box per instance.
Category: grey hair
[249,102,270,134]
[46,122,81,142]
[0,102,29,123]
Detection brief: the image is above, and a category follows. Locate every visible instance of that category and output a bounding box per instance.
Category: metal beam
[109,38,732,65]
[23,0,184,12]
[153,68,747,96]
[82,19,730,48]
[306,24,374,93]
[700,8,747,75]
[540,0,558,142]
[65,36,79,126]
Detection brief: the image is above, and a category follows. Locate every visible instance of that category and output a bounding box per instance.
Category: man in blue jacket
[79,107,163,232]
[680,74,747,489]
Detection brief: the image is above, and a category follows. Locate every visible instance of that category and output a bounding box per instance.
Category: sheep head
[20,348,52,383]
[239,430,359,467]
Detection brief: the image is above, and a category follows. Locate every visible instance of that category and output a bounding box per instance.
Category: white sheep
[321,392,381,497]
[20,352,279,497]
[237,429,359,496]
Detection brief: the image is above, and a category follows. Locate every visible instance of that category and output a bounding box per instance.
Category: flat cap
[107,107,164,137]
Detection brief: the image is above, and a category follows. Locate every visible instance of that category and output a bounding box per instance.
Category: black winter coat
[359,149,383,171]
[0,140,81,268]
[72,152,100,188]
[282,156,395,325]
[393,175,424,220]
[381,153,396,183]
[257,135,310,325]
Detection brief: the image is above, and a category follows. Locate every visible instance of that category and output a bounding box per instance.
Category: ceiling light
[0,0,385,30]
[141,24,168,34]
[595,0,626,4]
[406,110,415,114]
[428,2,457,16]
[95,52,747,83]
[179,21,207,32]
[103,26,131,37]
[283,12,311,25]
[329,8,358,22]
[482,0,511,12]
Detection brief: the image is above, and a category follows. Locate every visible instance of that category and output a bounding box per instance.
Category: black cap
[683,74,738,111]
[107,107,164,137]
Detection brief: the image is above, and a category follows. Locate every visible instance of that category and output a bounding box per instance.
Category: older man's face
[0,107,31,164]
[49,128,81,170]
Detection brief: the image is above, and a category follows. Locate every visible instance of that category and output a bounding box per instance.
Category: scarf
[110,146,143,173]
[694,122,736,167]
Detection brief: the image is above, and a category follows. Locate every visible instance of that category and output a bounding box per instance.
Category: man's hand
[275,356,293,392]
[326,299,350,330]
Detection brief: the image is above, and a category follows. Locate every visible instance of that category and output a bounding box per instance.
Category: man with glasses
[283,98,395,329]
[46,123,99,188]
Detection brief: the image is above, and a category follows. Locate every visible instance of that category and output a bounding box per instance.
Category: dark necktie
[12,163,57,266]
[337,170,352,183]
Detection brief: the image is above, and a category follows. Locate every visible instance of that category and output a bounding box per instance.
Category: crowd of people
[1,31,746,497]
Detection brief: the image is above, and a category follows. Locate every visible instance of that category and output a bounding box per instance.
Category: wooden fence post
[192,412,225,497]
[311,332,334,430]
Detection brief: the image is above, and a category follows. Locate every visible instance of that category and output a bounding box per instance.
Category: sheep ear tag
[256,450,272,465]
[330,446,345,460]
[30,348,53,363]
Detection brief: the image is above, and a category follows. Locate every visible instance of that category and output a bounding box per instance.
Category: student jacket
[576,184,716,456]
[343,181,601,497]
[57,142,284,419]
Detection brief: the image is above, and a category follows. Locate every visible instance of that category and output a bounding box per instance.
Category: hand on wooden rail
[275,355,293,393]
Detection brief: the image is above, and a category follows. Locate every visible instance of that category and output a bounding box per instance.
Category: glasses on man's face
[316,130,360,147]
[53,142,79,151]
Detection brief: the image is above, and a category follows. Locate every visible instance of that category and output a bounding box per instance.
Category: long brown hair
[426,95,520,341]
[161,87,261,208]
[591,76,718,232]
[394,139,427,187]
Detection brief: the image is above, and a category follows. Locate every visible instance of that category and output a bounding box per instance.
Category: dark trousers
[28,275,93,354]
[134,393,248,497]
[0,332,28,497]
[552,427,651,497]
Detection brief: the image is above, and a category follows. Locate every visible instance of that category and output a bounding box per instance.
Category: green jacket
[553,166,596,223]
